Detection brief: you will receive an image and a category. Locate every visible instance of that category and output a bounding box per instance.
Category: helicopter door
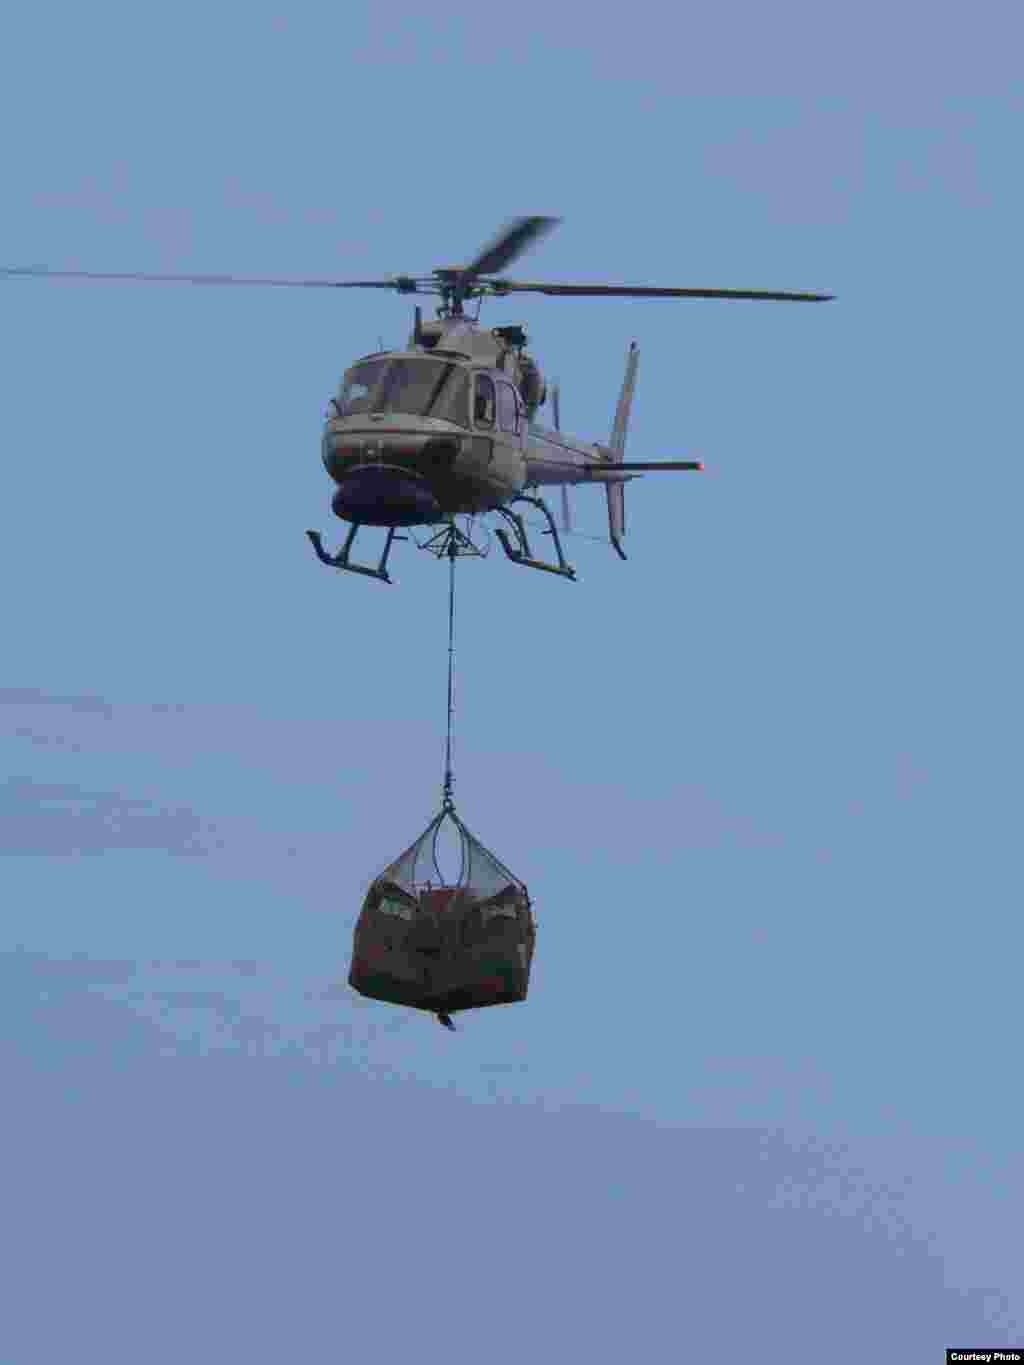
[473,374,496,428]
[496,381,523,449]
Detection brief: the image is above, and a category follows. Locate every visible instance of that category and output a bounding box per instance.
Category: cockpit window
[337,359,389,415]
[436,370,470,428]
[335,359,470,426]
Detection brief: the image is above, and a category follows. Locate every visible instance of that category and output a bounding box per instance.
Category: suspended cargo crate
[349,802,535,1023]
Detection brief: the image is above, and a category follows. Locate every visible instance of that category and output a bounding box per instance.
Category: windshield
[336,358,388,415]
[336,359,469,426]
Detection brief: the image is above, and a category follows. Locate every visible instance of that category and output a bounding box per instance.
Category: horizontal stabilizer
[598,460,703,473]
[534,459,702,482]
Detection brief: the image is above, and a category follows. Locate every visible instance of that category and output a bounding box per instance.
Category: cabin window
[474,375,496,428]
[497,382,519,434]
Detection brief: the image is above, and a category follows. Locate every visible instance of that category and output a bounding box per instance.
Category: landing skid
[306,524,405,584]
[493,495,577,581]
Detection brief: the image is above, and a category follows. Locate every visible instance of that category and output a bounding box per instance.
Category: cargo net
[349,805,535,1018]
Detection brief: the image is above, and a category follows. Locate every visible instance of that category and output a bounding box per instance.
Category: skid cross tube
[306,524,404,583]
[493,495,577,580]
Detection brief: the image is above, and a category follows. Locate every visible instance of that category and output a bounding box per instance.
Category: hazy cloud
[4,948,1018,1361]
[12,950,139,987]
[0,687,116,719]
[0,776,214,856]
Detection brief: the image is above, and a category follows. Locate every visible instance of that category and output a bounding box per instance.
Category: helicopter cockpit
[335,357,470,427]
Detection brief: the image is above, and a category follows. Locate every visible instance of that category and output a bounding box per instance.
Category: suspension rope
[442,527,457,812]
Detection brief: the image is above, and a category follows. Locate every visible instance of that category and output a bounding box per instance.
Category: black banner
[946,1352,1023,1364]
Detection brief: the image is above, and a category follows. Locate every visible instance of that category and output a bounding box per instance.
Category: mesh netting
[376,804,526,901]
[349,802,534,1018]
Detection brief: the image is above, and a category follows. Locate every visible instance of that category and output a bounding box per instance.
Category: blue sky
[2,3,1022,1358]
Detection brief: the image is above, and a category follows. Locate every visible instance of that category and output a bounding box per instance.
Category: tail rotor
[605,343,639,560]
[553,382,572,533]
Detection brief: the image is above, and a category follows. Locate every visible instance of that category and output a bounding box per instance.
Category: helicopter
[2,216,832,583]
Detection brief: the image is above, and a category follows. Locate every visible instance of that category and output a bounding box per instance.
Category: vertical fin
[606,343,638,560]
[610,342,638,458]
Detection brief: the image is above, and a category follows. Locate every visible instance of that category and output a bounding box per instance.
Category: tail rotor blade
[552,382,570,530]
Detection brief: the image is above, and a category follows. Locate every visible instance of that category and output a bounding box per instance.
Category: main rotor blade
[492,280,833,302]
[0,266,403,290]
[460,217,561,283]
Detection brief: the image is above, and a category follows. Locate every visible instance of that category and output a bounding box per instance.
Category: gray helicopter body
[2,215,830,581]
[322,316,628,532]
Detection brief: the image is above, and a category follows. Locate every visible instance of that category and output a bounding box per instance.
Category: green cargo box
[349,879,534,1014]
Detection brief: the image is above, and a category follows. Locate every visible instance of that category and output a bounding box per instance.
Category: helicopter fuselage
[323,405,526,526]
[321,340,617,529]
